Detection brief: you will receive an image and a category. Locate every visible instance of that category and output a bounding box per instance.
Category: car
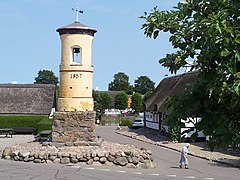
[132,118,144,128]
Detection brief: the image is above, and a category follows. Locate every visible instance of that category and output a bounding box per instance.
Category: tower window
[72,47,81,64]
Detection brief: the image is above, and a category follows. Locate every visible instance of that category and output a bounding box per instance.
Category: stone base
[52,111,96,143]
[2,141,155,169]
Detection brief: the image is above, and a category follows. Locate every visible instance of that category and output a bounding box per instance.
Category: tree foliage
[114,92,128,111]
[131,93,143,114]
[108,72,132,94]
[134,76,155,95]
[141,0,240,148]
[93,91,112,120]
[34,70,59,86]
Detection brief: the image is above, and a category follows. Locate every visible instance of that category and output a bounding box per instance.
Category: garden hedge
[0,116,52,134]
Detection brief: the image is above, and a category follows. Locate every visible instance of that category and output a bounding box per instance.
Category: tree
[126,85,134,95]
[114,92,128,111]
[131,93,143,114]
[134,76,155,95]
[93,91,112,120]
[97,92,112,110]
[108,72,132,94]
[141,0,240,149]
[34,70,59,86]
[143,91,153,103]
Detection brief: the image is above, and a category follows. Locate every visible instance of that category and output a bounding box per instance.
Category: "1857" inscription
[70,73,82,79]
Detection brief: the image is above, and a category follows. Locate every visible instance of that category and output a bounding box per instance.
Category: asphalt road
[95,126,239,180]
[0,126,238,180]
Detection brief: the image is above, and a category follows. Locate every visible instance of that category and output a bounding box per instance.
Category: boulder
[2,147,12,158]
[114,157,128,166]
[60,157,70,164]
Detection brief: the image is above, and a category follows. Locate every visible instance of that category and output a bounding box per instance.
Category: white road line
[116,171,126,173]
[84,167,95,170]
[149,173,159,176]
[99,169,110,171]
[203,178,214,180]
[71,165,81,168]
[166,174,177,177]
[184,176,196,179]
[133,172,142,175]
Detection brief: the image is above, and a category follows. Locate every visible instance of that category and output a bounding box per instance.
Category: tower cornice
[56,22,97,36]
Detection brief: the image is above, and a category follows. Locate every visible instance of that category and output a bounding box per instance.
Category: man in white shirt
[179,143,190,169]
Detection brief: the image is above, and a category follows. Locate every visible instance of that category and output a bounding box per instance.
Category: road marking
[71,165,80,168]
[84,167,95,170]
[203,178,214,180]
[116,171,126,173]
[184,176,196,179]
[99,169,110,171]
[166,174,177,177]
[133,172,142,175]
[149,173,159,176]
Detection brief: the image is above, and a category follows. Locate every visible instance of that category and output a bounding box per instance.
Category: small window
[72,47,81,63]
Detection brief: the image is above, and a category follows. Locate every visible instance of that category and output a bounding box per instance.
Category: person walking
[179,143,190,169]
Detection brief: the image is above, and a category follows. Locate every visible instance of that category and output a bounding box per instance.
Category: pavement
[0,135,34,154]
[116,127,240,168]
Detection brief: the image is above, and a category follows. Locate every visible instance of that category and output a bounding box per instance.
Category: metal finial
[72,8,83,22]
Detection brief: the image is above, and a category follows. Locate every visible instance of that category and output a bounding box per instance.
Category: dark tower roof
[56,21,97,36]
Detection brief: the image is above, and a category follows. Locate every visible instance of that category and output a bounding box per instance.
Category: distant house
[143,71,198,131]
[0,84,56,116]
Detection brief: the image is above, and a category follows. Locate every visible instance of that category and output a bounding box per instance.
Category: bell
[73,48,80,53]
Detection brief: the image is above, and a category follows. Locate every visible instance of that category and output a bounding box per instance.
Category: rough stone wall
[52,111,96,143]
[2,141,155,169]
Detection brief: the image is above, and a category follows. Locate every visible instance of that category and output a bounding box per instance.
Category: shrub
[170,125,180,142]
[119,120,132,128]
[0,116,51,134]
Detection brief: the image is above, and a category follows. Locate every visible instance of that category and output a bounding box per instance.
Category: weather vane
[72,8,83,22]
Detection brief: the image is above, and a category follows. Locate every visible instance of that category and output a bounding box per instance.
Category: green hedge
[0,116,52,134]
[119,120,132,128]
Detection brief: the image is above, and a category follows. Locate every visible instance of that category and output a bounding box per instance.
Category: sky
[0,0,183,91]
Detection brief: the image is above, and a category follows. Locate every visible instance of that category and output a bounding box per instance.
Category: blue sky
[0,0,182,90]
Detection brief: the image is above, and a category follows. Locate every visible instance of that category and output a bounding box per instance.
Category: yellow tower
[52,9,97,143]
[56,10,97,112]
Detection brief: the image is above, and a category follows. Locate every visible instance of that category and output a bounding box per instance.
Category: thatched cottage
[0,84,56,116]
[143,71,198,131]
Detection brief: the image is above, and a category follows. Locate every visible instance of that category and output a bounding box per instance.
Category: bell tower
[56,9,97,112]
[52,9,97,143]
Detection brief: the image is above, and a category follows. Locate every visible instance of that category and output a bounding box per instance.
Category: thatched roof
[0,84,56,115]
[144,71,198,113]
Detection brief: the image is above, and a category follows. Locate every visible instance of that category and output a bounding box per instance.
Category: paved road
[0,126,239,180]
[96,126,239,180]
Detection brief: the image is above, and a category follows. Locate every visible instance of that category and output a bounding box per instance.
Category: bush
[0,116,51,134]
[170,126,180,142]
[119,120,132,128]
[100,116,134,126]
